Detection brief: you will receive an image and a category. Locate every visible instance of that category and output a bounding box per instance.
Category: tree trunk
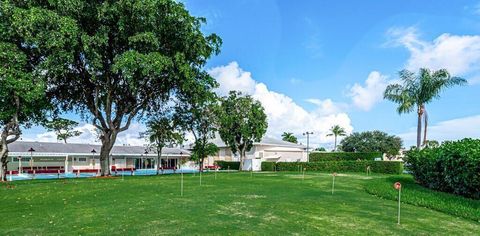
[334,135,337,151]
[238,148,245,171]
[0,140,8,182]
[156,146,162,175]
[199,158,204,172]
[416,105,423,148]
[422,106,428,146]
[98,128,119,176]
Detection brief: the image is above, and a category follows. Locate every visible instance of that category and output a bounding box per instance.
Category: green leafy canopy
[217,91,268,156]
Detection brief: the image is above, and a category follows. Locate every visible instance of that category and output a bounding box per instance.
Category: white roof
[8,141,190,156]
[211,136,306,149]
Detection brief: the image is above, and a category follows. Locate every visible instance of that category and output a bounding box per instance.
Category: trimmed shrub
[262,161,403,174]
[215,161,240,170]
[261,162,276,171]
[406,138,480,199]
[309,152,382,162]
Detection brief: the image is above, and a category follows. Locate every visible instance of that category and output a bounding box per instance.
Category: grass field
[1,172,479,235]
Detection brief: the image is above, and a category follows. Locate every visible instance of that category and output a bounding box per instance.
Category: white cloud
[348,71,390,111]
[208,61,256,96]
[305,98,347,116]
[388,26,480,84]
[209,61,353,148]
[398,115,480,147]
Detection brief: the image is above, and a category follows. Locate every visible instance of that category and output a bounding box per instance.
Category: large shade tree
[339,131,403,159]
[1,0,221,175]
[0,42,48,181]
[326,125,347,151]
[217,91,268,170]
[384,69,466,148]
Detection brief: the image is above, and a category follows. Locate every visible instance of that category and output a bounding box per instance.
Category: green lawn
[1,172,479,235]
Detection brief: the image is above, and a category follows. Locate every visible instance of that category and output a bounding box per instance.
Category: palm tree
[384,68,466,148]
[326,125,347,151]
[281,132,298,143]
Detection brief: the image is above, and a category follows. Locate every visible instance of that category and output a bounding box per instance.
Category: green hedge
[261,162,276,171]
[261,161,403,174]
[406,138,480,199]
[309,152,382,162]
[215,161,240,170]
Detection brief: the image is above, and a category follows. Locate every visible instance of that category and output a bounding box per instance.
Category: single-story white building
[4,141,190,174]
[204,136,307,168]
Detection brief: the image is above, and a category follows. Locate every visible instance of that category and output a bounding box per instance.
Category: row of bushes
[406,138,480,199]
[215,161,240,170]
[309,152,382,162]
[261,160,403,174]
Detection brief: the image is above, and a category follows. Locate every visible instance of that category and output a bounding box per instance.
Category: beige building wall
[206,145,306,166]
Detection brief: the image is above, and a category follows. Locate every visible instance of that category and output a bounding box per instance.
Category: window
[78,158,87,162]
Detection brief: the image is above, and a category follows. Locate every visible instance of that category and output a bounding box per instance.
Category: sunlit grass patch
[0,172,479,235]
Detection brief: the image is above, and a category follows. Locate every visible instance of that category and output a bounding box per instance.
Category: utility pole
[303,132,313,162]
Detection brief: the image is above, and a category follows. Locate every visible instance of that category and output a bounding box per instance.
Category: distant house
[204,137,307,167]
[6,141,190,174]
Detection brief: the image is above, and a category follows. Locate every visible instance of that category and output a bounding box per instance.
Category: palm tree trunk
[416,106,423,148]
[334,135,337,151]
[423,107,428,146]
[156,147,162,175]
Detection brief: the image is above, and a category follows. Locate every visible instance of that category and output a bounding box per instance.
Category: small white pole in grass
[331,172,337,194]
[181,169,184,196]
[199,169,202,186]
[215,167,217,180]
[250,166,253,178]
[394,182,402,224]
[9,171,12,181]
[366,166,371,176]
[302,168,306,181]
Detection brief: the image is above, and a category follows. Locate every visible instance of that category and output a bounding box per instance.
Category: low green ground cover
[1,172,479,235]
[364,175,480,222]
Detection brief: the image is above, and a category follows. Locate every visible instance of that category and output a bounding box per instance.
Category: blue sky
[24,0,480,148]
[183,0,480,146]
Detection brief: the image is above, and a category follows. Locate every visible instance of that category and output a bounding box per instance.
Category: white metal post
[398,188,401,224]
[332,175,336,194]
[181,169,184,196]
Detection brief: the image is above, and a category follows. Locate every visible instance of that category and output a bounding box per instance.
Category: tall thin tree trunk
[199,158,204,172]
[423,107,428,146]
[416,105,423,148]
[334,135,337,151]
[156,146,162,175]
